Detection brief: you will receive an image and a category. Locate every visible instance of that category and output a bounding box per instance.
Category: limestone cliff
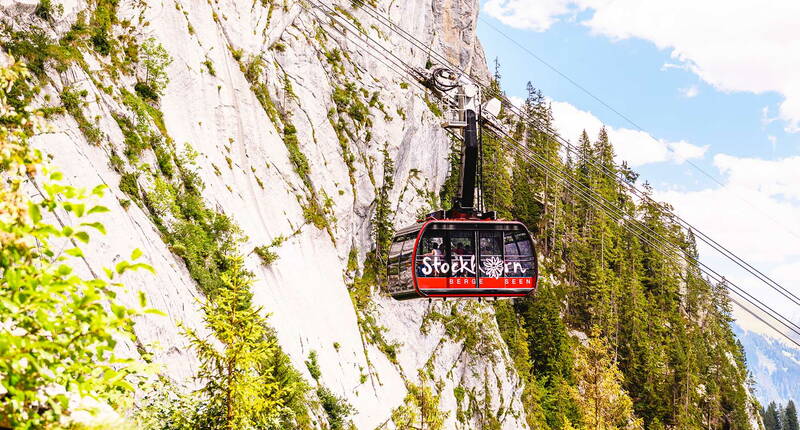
[1,0,528,427]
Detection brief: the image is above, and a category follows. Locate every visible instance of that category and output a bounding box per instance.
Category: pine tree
[570,329,643,430]
[183,258,306,429]
[764,402,781,430]
[786,401,799,430]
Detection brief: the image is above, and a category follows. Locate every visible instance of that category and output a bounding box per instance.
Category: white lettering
[426,256,533,279]
[452,255,476,275]
[421,256,433,275]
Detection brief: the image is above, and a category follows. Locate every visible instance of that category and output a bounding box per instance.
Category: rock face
[4,0,528,427]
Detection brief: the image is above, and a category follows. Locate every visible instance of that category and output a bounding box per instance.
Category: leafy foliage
[254,235,287,266]
[0,57,154,429]
[316,386,354,430]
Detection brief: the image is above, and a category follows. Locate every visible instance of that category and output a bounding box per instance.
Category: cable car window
[514,232,532,256]
[397,233,416,286]
[388,236,405,277]
[479,231,504,278]
[418,230,446,277]
[450,231,476,278]
[505,232,534,278]
[504,233,521,256]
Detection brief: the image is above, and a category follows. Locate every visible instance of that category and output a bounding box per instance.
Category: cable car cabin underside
[387,220,538,300]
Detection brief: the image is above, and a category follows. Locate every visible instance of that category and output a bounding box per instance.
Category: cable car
[386,215,538,300]
[386,71,539,300]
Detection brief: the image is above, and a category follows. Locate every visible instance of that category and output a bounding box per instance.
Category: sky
[477,0,800,340]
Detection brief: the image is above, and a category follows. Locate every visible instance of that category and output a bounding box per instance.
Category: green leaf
[87,205,110,215]
[50,171,63,181]
[131,248,143,260]
[29,202,42,223]
[91,184,108,196]
[138,291,147,307]
[80,222,107,235]
[65,247,84,257]
[130,263,155,274]
[116,261,130,274]
[74,231,90,243]
[73,203,86,217]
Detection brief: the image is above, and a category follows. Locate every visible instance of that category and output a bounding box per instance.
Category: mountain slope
[736,323,800,406]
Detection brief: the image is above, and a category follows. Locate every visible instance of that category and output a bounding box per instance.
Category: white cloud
[713,154,800,202]
[508,95,525,109]
[668,140,707,163]
[483,0,800,131]
[774,261,800,286]
[657,184,800,263]
[762,106,779,126]
[483,0,580,32]
[549,100,707,166]
[679,85,699,98]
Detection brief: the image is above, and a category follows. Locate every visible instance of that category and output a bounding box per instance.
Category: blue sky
[478,10,798,186]
[476,0,800,339]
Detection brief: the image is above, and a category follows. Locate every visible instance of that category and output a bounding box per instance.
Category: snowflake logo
[481,256,505,278]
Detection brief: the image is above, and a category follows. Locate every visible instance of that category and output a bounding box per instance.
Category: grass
[424,95,443,118]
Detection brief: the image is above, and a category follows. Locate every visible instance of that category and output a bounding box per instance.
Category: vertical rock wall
[3,0,527,427]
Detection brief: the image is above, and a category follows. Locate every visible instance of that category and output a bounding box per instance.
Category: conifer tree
[480,70,514,218]
[570,330,643,430]
[183,258,305,429]
[786,401,799,430]
[765,402,781,430]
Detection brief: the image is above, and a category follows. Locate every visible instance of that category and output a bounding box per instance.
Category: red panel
[410,219,539,299]
[418,277,447,289]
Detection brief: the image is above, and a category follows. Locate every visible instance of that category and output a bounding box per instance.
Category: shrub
[91,28,111,55]
[305,351,321,382]
[317,386,353,430]
[119,172,140,199]
[34,0,62,20]
[135,81,159,102]
[254,235,286,266]
[0,57,156,428]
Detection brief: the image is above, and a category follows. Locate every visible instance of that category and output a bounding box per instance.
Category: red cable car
[385,101,539,300]
[386,215,538,300]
